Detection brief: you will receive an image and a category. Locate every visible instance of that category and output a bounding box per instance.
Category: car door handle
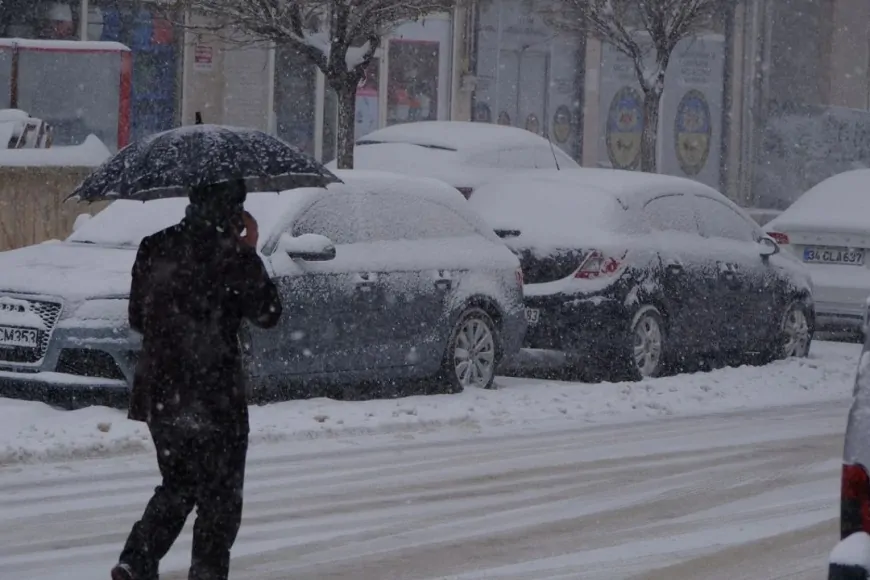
[354,272,379,291]
[433,269,453,290]
[717,262,738,278]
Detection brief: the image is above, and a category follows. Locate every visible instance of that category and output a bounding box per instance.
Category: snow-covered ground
[0,340,857,579]
[0,340,859,465]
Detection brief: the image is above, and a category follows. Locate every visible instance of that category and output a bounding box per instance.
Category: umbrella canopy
[67,124,342,203]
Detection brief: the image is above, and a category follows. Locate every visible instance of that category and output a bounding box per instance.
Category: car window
[694,196,757,242]
[291,193,363,244]
[291,191,480,244]
[357,191,481,242]
[642,194,700,234]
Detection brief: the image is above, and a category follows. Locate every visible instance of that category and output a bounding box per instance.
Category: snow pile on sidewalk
[0,341,860,465]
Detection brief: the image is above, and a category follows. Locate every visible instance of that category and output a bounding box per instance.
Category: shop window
[88,1,179,140]
[387,39,439,126]
[0,0,80,40]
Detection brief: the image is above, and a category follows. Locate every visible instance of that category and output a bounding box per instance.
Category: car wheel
[631,306,666,379]
[778,301,812,359]
[441,308,500,393]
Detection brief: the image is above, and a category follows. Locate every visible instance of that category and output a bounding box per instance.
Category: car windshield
[67,199,189,248]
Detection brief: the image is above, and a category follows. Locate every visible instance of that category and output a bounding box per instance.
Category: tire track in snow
[0,400,847,580]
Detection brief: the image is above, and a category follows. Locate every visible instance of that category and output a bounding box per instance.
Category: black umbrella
[67,124,342,203]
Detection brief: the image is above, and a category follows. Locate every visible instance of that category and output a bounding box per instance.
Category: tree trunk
[640,88,662,173]
[334,83,357,169]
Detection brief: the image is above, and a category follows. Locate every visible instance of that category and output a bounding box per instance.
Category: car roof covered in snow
[473,168,726,206]
[67,170,474,250]
[356,121,558,153]
[767,168,870,234]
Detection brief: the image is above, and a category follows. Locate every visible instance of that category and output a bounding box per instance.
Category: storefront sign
[194,44,213,72]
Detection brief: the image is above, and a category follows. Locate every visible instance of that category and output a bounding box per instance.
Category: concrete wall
[0,167,108,252]
[180,15,272,130]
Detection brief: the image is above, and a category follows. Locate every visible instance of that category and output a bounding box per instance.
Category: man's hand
[239,211,259,248]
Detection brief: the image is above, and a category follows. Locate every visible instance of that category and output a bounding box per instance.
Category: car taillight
[767,231,789,245]
[515,268,524,286]
[842,464,870,539]
[574,250,627,279]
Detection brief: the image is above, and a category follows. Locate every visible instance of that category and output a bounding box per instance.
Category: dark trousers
[119,421,248,580]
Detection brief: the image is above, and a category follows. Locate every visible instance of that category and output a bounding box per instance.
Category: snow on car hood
[0,241,135,301]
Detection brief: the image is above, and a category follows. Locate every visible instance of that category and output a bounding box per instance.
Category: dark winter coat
[126,214,282,429]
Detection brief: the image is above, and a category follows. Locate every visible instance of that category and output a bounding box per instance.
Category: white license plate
[0,326,38,348]
[525,308,540,324]
[803,246,865,266]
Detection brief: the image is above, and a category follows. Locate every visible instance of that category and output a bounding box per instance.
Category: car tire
[630,306,667,379]
[439,307,501,393]
[766,300,813,360]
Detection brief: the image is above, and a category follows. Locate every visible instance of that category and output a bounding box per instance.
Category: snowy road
[0,399,846,579]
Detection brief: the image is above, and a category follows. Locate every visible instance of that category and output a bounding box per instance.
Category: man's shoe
[111,563,135,580]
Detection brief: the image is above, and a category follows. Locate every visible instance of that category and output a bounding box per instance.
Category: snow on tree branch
[177,0,460,76]
[540,0,727,93]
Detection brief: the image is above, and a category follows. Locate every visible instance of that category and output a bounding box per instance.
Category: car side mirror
[759,236,780,257]
[72,213,92,232]
[278,233,336,261]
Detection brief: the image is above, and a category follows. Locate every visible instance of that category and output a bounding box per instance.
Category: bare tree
[177,0,459,168]
[542,0,725,172]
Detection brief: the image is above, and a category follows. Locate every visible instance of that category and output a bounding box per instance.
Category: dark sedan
[468,168,814,381]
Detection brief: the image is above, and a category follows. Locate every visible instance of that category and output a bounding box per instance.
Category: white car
[766,169,870,333]
[326,120,580,197]
[0,171,525,405]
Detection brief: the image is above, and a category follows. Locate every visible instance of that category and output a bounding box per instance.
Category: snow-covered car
[0,171,525,405]
[0,109,52,149]
[468,168,815,380]
[767,169,870,335]
[829,319,870,580]
[326,121,580,197]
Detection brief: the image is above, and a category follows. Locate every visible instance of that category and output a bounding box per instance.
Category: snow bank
[0,341,859,466]
[830,532,870,568]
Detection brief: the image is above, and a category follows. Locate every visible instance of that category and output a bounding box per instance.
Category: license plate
[0,326,38,348]
[803,246,865,266]
[525,308,540,324]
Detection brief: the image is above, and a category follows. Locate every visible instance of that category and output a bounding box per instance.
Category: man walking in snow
[112,179,282,580]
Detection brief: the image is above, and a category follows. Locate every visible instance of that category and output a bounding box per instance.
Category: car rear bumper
[815,300,866,331]
[522,292,631,358]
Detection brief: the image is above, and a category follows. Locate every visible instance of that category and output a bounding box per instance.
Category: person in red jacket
[112,179,282,580]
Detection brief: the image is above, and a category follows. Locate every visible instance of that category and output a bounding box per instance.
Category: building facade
[736,0,870,209]
[0,0,181,145]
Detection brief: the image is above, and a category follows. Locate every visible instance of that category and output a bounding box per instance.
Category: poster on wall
[659,35,725,187]
[387,40,439,126]
[355,59,379,140]
[598,34,725,187]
